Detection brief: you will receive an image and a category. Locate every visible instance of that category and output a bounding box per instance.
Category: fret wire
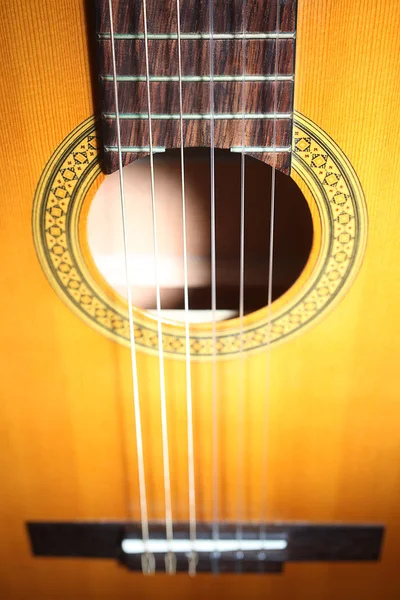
[104,145,292,153]
[104,146,165,153]
[103,112,293,120]
[101,74,294,82]
[98,32,296,40]
[230,146,291,153]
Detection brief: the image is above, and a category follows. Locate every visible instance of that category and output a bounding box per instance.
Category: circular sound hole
[87,149,313,323]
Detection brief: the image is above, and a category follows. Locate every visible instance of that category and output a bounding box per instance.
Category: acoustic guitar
[1,0,400,597]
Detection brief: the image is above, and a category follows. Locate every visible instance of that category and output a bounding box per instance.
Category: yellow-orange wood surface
[1,0,400,598]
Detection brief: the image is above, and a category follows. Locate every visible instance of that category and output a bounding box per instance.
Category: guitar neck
[95,0,298,174]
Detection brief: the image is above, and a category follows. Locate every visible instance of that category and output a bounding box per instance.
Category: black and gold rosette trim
[32,113,367,358]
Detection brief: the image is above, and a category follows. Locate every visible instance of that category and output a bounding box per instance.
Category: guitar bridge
[27,521,384,575]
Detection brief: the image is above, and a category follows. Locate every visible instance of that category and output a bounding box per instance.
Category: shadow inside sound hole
[141,148,314,317]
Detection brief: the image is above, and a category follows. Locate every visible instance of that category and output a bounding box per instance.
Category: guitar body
[1,0,400,597]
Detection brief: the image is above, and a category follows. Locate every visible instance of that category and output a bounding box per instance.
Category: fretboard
[95,0,297,175]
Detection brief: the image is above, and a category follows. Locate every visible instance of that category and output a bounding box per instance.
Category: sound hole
[87,149,313,323]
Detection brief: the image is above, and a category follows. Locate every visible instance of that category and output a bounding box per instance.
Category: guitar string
[115,0,282,569]
[107,0,150,553]
[260,0,280,544]
[175,0,197,575]
[209,0,219,565]
[236,0,247,567]
[142,0,175,571]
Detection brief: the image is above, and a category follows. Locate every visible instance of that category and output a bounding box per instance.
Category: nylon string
[175,0,198,576]
[142,0,175,574]
[107,0,152,573]
[236,0,247,569]
[113,0,283,573]
[260,0,280,543]
[209,0,219,569]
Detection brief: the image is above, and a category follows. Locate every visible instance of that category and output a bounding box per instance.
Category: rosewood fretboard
[95,0,297,175]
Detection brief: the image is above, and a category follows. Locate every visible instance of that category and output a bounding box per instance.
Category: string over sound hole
[88,149,313,323]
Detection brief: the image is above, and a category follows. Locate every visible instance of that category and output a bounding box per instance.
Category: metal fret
[98,32,296,41]
[103,112,293,120]
[104,145,292,153]
[101,74,294,82]
[230,146,292,153]
[104,145,166,153]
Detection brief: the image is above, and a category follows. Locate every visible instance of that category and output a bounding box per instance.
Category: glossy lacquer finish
[1,0,400,598]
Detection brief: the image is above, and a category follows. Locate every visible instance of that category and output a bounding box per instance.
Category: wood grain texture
[95,0,297,173]
[96,0,297,34]
[1,0,400,598]
[100,80,294,113]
